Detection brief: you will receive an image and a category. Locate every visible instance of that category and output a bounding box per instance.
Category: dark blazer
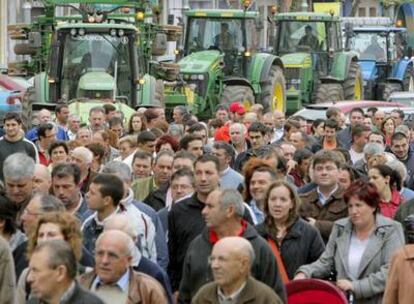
[27,281,104,304]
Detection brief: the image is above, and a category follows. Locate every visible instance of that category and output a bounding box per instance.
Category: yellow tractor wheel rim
[272,83,284,111]
[354,76,362,100]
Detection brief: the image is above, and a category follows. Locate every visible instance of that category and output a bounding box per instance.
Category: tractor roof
[57,22,137,30]
[185,9,259,19]
[275,12,339,22]
[352,26,406,33]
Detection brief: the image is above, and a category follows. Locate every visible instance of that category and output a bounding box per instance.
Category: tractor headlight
[78,28,86,36]
[110,29,117,37]
[190,74,204,80]
[70,28,77,36]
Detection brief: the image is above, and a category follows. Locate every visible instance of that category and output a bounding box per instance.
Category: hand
[293,272,307,280]
[336,279,353,292]
[173,291,179,302]
[307,217,316,226]
[286,159,297,174]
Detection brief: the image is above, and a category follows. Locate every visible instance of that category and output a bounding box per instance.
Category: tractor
[272,12,363,114]
[163,6,286,120]
[7,0,180,126]
[343,17,414,101]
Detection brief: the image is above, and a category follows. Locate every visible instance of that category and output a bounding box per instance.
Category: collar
[171,192,194,209]
[217,281,246,302]
[131,244,142,267]
[220,166,230,176]
[93,206,120,226]
[317,184,339,205]
[121,188,134,207]
[60,281,76,303]
[70,193,83,215]
[92,268,130,293]
[209,220,247,244]
[379,188,401,207]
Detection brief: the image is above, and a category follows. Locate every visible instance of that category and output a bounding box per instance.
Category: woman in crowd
[0,196,26,254]
[256,180,325,280]
[47,141,69,171]
[17,212,94,303]
[155,134,180,154]
[116,135,137,161]
[127,112,147,135]
[381,117,395,146]
[311,119,325,139]
[338,163,358,190]
[368,164,403,218]
[295,179,404,304]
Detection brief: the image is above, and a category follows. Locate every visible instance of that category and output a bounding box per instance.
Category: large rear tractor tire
[343,61,363,101]
[220,85,255,110]
[314,83,344,103]
[403,64,414,92]
[261,65,286,113]
[382,82,402,101]
[22,86,36,130]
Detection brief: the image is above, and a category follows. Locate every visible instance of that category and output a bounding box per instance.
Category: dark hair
[51,163,81,185]
[55,104,68,114]
[351,124,370,141]
[350,107,364,117]
[312,118,325,133]
[127,112,147,134]
[91,174,124,206]
[171,168,195,186]
[381,117,395,135]
[215,104,228,113]
[333,148,352,165]
[283,119,300,132]
[137,130,157,145]
[173,150,196,162]
[180,134,203,150]
[391,132,408,143]
[368,131,385,143]
[85,143,105,162]
[132,150,153,165]
[37,123,55,139]
[324,119,337,130]
[194,154,220,173]
[0,196,17,235]
[293,148,313,164]
[242,158,277,202]
[188,123,206,134]
[312,150,342,169]
[343,179,381,211]
[155,135,179,153]
[213,141,236,159]
[248,122,268,136]
[48,141,69,157]
[391,109,404,119]
[370,164,402,191]
[366,107,378,114]
[108,117,123,128]
[102,103,116,115]
[4,112,22,124]
[144,108,159,123]
[326,107,341,119]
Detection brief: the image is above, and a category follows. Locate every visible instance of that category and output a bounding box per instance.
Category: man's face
[38,111,52,123]
[5,176,33,205]
[153,155,173,185]
[68,117,80,132]
[57,107,70,124]
[95,237,131,284]
[192,130,208,144]
[250,171,274,202]
[76,129,91,145]
[70,152,89,174]
[171,176,194,202]
[39,128,57,148]
[229,126,244,145]
[89,111,105,131]
[216,110,228,122]
[140,141,156,154]
[248,131,265,150]
[262,115,275,131]
[202,190,226,228]
[313,161,339,188]
[194,161,220,196]
[33,169,51,194]
[132,157,152,178]
[350,111,364,126]
[274,112,285,129]
[290,132,305,150]
[52,176,79,208]
[27,249,64,302]
[363,117,372,129]
[354,131,370,148]
[110,123,123,138]
[391,112,403,126]
[172,158,194,173]
[324,126,336,141]
[187,140,204,158]
[391,138,409,160]
[4,119,21,138]
[368,134,384,146]
[154,108,166,121]
[211,148,230,171]
[21,196,42,234]
[86,183,105,211]
[172,109,183,124]
[119,142,134,159]
[373,111,385,127]
[281,144,296,161]
[106,111,117,122]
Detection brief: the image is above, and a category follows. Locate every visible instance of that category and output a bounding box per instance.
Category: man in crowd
[70,146,96,193]
[179,188,286,302]
[55,104,70,131]
[212,141,244,189]
[131,151,153,180]
[337,107,364,149]
[67,114,81,140]
[88,106,107,133]
[36,123,57,166]
[349,124,370,164]
[27,240,104,304]
[172,105,188,125]
[390,132,414,189]
[179,134,204,158]
[229,123,249,156]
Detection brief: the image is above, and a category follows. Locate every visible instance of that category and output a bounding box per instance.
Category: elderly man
[33,164,52,193]
[26,108,69,142]
[79,230,167,303]
[193,237,282,304]
[229,122,249,156]
[27,240,103,304]
[179,188,286,303]
[70,146,96,193]
[88,106,106,133]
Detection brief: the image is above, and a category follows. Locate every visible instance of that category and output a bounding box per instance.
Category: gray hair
[3,153,35,180]
[34,192,65,213]
[387,159,408,183]
[155,150,174,165]
[72,146,93,164]
[102,161,132,182]
[363,142,385,155]
[218,188,244,218]
[168,124,184,138]
[33,240,77,279]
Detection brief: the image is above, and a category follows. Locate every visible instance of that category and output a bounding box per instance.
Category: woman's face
[368,168,390,194]
[314,122,325,137]
[338,169,352,191]
[267,185,293,223]
[119,141,134,159]
[348,196,376,228]
[51,146,68,164]
[132,116,142,132]
[37,223,64,243]
[159,143,174,153]
[383,119,395,135]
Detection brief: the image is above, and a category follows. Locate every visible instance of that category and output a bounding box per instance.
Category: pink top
[379,189,403,218]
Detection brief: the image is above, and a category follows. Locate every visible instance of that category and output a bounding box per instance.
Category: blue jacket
[26,126,69,142]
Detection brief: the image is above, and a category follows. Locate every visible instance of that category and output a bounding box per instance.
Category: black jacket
[233,149,256,172]
[167,193,253,291]
[178,223,286,304]
[256,218,325,279]
[144,183,169,211]
[27,281,104,304]
[336,126,352,149]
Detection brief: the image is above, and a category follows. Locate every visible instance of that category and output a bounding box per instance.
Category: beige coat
[0,236,15,304]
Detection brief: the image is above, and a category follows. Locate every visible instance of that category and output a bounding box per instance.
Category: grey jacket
[297,215,404,304]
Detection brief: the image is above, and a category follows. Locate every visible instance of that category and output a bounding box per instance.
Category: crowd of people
[0,101,414,304]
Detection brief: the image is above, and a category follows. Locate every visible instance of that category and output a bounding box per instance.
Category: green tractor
[7,0,180,126]
[272,12,363,114]
[164,8,286,120]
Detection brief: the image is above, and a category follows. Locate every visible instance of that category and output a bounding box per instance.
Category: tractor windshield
[60,32,134,102]
[349,32,387,61]
[277,21,327,54]
[185,17,259,54]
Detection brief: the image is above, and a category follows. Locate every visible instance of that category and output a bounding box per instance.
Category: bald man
[104,215,174,303]
[193,237,282,303]
[79,230,167,304]
[33,164,51,193]
[26,109,69,142]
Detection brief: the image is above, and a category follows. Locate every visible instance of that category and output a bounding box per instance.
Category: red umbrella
[286,279,349,304]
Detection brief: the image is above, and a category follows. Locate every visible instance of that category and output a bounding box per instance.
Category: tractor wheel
[261,65,286,113]
[22,86,35,130]
[154,79,165,107]
[403,64,414,92]
[314,83,344,103]
[382,82,402,101]
[220,85,255,110]
[343,61,363,101]
[14,43,37,56]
